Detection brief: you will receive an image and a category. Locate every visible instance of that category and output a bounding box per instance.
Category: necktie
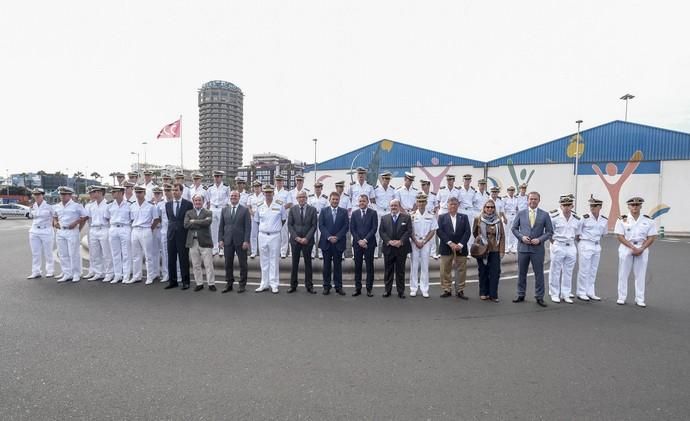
[529,209,536,227]
[300,206,304,221]
[332,208,337,223]
[362,209,365,219]
[175,200,180,217]
[393,214,398,224]
[231,206,236,222]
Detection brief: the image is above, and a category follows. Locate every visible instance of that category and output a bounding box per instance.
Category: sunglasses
[485,206,495,209]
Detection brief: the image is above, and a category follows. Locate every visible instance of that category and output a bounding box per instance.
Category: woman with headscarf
[472,199,505,302]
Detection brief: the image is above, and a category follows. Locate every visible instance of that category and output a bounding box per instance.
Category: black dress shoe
[352,290,362,297]
[398,293,406,299]
[536,298,548,307]
[512,296,525,303]
[164,284,178,290]
[238,286,246,293]
[209,285,217,292]
[366,290,374,297]
[336,288,346,296]
[287,287,297,293]
[322,289,330,295]
[194,285,204,292]
[456,291,468,300]
[306,288,317,294]
[181,284,190,290]
[382,291,392,297]
[222,285,233,293]
[440,291,451,298]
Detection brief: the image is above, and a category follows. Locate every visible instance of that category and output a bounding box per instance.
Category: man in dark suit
[218,190,251,293]
[436,197,471,298]
[350,193,378,297]
[287,190,318,294]
[511,191,554,307]
[165,182,194,290]
[379,199,412,298]
[318,191,349,295]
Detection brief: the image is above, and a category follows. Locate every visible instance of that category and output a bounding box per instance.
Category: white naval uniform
[422,190,439,257]
[349,181,375,204]
[576,212,608,298]
[308,192,329,258]
[409,209,438,295]
[85,199,113,278]
[548,210,581,300]
[130,200,160,283]
[181,184,192,202]
[105,199,132,282]
[474,190,491,214]
[436,185,459,215]
[395,186,418,214]
[155,199,169,281]
[255,200,287,291]
[516,194,529,212]
[188,184,208,205]
[338,192,353,257]
[374,184,397,257]
[615,215,657,304]
[29,201,55,277]
[274,187,291,257]
[239,191,250,207]
[207,182,229,254]
[144,181,156,202]
[247,192,265,256]
[503,195,519,253]
[54,200,87,280]
[458,186,477,248]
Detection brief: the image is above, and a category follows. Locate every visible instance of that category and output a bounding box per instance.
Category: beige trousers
[190,239,215,286]
[440,253,467,293]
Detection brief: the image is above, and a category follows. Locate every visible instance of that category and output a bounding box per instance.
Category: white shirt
[578,213,608,244]
[274,187,290,209]
[490,196,505,217]
[374,184,396,215]
[86,199,110,228]
[517,194,529,212]
[457,186,476,211]
[437,185,459,214]
[30,201,54,231]
[105,199,132,225]
[207,182,229,209]
[130,200,160,228]
[189,184,208,205]
[474,190,490,212]
[144,181,156,202]
[308,193,329,214]
[54,200,87,227]
[614,214,657,246]
[338,192,352,213]
[248,192,265,216]
[239,191,250,207]
[289,186,311,205]
[411,209,438,241]
[422,191,438,215]
[156,199,168,229]
[349,181,375,203]
[449,213,457,232]
[255,200,287,233]
[395,185,417,212]
[550,211,581,244]
[503,195,519,216]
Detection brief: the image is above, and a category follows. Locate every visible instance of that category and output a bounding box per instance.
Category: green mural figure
[506,158,535,188]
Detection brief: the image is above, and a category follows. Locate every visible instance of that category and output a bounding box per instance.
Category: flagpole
[179,115,184,172]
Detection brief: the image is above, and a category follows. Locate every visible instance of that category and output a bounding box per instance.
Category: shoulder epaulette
[106,200,113,205]
[619,215,627,220]
[308,193,315,198]
[502,195,507,199]
[321,194,328,199]
[412,187,418,190]
[643,214,651,219]
[148,201,155,205]
[600,215,608,220]
[257,201,265,207]
[343,193,349,197]
[275,199,284,205]
[572,214,580,220]
[430,191,437,196]
[440,186,447,190]
[550,209,559,214]
[583,214,590,218]
[304,188,310,192]
[470,186,476,191]
[350,181,355,185]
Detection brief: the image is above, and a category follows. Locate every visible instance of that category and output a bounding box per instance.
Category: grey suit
[287,204,318,289]
[511,207,553,299]
[219,204,251,288]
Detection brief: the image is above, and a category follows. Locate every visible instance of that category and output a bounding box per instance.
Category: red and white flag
[157,118,181,139]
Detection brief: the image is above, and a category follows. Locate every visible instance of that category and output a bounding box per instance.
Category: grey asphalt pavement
[1,219,689,420]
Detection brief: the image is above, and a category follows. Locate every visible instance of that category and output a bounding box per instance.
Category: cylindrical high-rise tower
[198,80,244,180]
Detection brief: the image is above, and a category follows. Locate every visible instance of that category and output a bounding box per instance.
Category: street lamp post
[574,119,583,213]
[130,152,140,174]
[620,93,635,121]
[312,138,318,184]
[142,141,148,171]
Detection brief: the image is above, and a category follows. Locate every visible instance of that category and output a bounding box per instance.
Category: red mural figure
[416,158,453,192]
[592,150,642,230]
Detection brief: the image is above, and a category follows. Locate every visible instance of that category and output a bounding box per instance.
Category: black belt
[113,224,130,228]
[260,231,279,235]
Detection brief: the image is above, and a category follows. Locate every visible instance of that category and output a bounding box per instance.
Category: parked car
[0,203,33,219]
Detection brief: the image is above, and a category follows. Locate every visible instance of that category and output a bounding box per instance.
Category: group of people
[26,168,657,307]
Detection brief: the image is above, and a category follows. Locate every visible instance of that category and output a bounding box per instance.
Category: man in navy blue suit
[164,182,194,290]
[318,191,350,295]
[350,194,378,297]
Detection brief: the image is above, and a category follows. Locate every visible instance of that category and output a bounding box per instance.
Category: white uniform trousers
[429,235,438,257]
[258,231,281,289]
[29,228,54,276]
[88,226,113,277]
[375,213,384,257]
[576,240,601,297]
[617,247,649,303]
[109,225,131,280]
[155,227,169,279]
[131,227,154,282]
[56,228,81,279]
[189,239,215,286]
[210,208,222,253]
[505,216,517,252]
[280,222,289,257]
[149,227,163,279]
[460,209,475,249]
[410,241,432,294]
[548,242,577,298]
[311,225,322,258]
[250,221,259,256]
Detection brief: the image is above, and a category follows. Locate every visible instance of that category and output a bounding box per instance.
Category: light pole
[5,169,9,200]
[620,93,635,121]
[142,141,148,170]
[574,119,583,213]
[130,152,140,174]
[312,138,318,184]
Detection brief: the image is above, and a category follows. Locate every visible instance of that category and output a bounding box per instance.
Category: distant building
[236,152,305,190]
[198,80,244,182]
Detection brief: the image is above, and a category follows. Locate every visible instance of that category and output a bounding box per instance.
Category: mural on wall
[416,158,454,192]
[591,150,641,229]
[506,158,535,189]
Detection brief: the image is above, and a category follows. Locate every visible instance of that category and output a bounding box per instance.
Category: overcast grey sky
[1,0,689,178]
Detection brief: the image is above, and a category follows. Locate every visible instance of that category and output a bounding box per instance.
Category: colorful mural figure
[416,158,453,192]
[506,158,535,188]
[592,150,642,230]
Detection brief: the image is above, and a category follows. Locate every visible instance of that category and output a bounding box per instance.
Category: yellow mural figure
[566,134,585,158]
